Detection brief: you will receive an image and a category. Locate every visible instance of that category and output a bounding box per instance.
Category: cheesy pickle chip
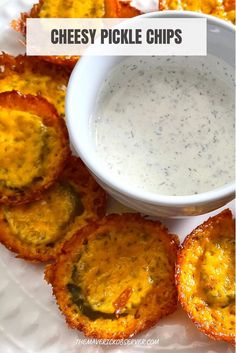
[159,0,235,23]
[0,53,70,118]
[0,91,69,204]
[12,0,140,68]
[45,214,179,338]
[176,209,235,345]
[0,156,107,262]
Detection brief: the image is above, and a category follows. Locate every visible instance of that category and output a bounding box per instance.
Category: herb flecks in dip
[93,56,235,196]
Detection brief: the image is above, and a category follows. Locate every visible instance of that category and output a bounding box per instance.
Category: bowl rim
[66,10,235,207]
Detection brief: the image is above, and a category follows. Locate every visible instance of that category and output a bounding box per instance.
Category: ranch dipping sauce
[92,56,235,196]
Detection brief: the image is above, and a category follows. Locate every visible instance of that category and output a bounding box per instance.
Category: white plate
[0,2,235,352]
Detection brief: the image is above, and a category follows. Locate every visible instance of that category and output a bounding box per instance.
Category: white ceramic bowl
[66,11,235,217]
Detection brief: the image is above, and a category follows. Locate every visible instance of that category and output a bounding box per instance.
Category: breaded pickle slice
[0,91,69,204]
[160,0,235,23]
[176,209,235,344]
[0,157,107,261]
[45,214,179,338]
[0,53,70,117]
[12,0,140,68]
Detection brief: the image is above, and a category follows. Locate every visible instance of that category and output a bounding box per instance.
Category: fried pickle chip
[0,156,107,262]
[0,53,70,117]
[0,91,69,204]
[159,0,235,23]
[45,214,179,338]
[12,0,140,68]
[176,209,235,344]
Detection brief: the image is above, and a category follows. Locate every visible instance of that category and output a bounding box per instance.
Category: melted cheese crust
[39,0,105,17]
[0,91,69,205]
[0,157,107,261]
[46,214,179,339]
[200,237,235,308]
[4,182,82,245]
[0,55,69,117]
[76,228,172,314]
[177,209,235,344]
[0,108,46,189]
[160,0,235,23]
[0,107,63,191]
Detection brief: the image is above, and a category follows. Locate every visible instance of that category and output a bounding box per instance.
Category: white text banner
[26,18,207,56]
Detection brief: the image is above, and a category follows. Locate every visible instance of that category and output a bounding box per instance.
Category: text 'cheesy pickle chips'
[45,214,179,338]
[0,91,69,204]
[0,156,107,262]
[0,53,70,118]
[176,209,235,345]
[12,0,140,68]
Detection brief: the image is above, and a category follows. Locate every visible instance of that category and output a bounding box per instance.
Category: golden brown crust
[38,56,79,69]
[11,0,42,35]
[0,90,69,205]
[0,156,107,262]
[176,209,235,345]
[0,52,71,75]
[12,0,68,68]
[105,0,121,16]
[118,1,141,17]
[0,53,70,117]
[45,214,179,338]
[159,0,235,23]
